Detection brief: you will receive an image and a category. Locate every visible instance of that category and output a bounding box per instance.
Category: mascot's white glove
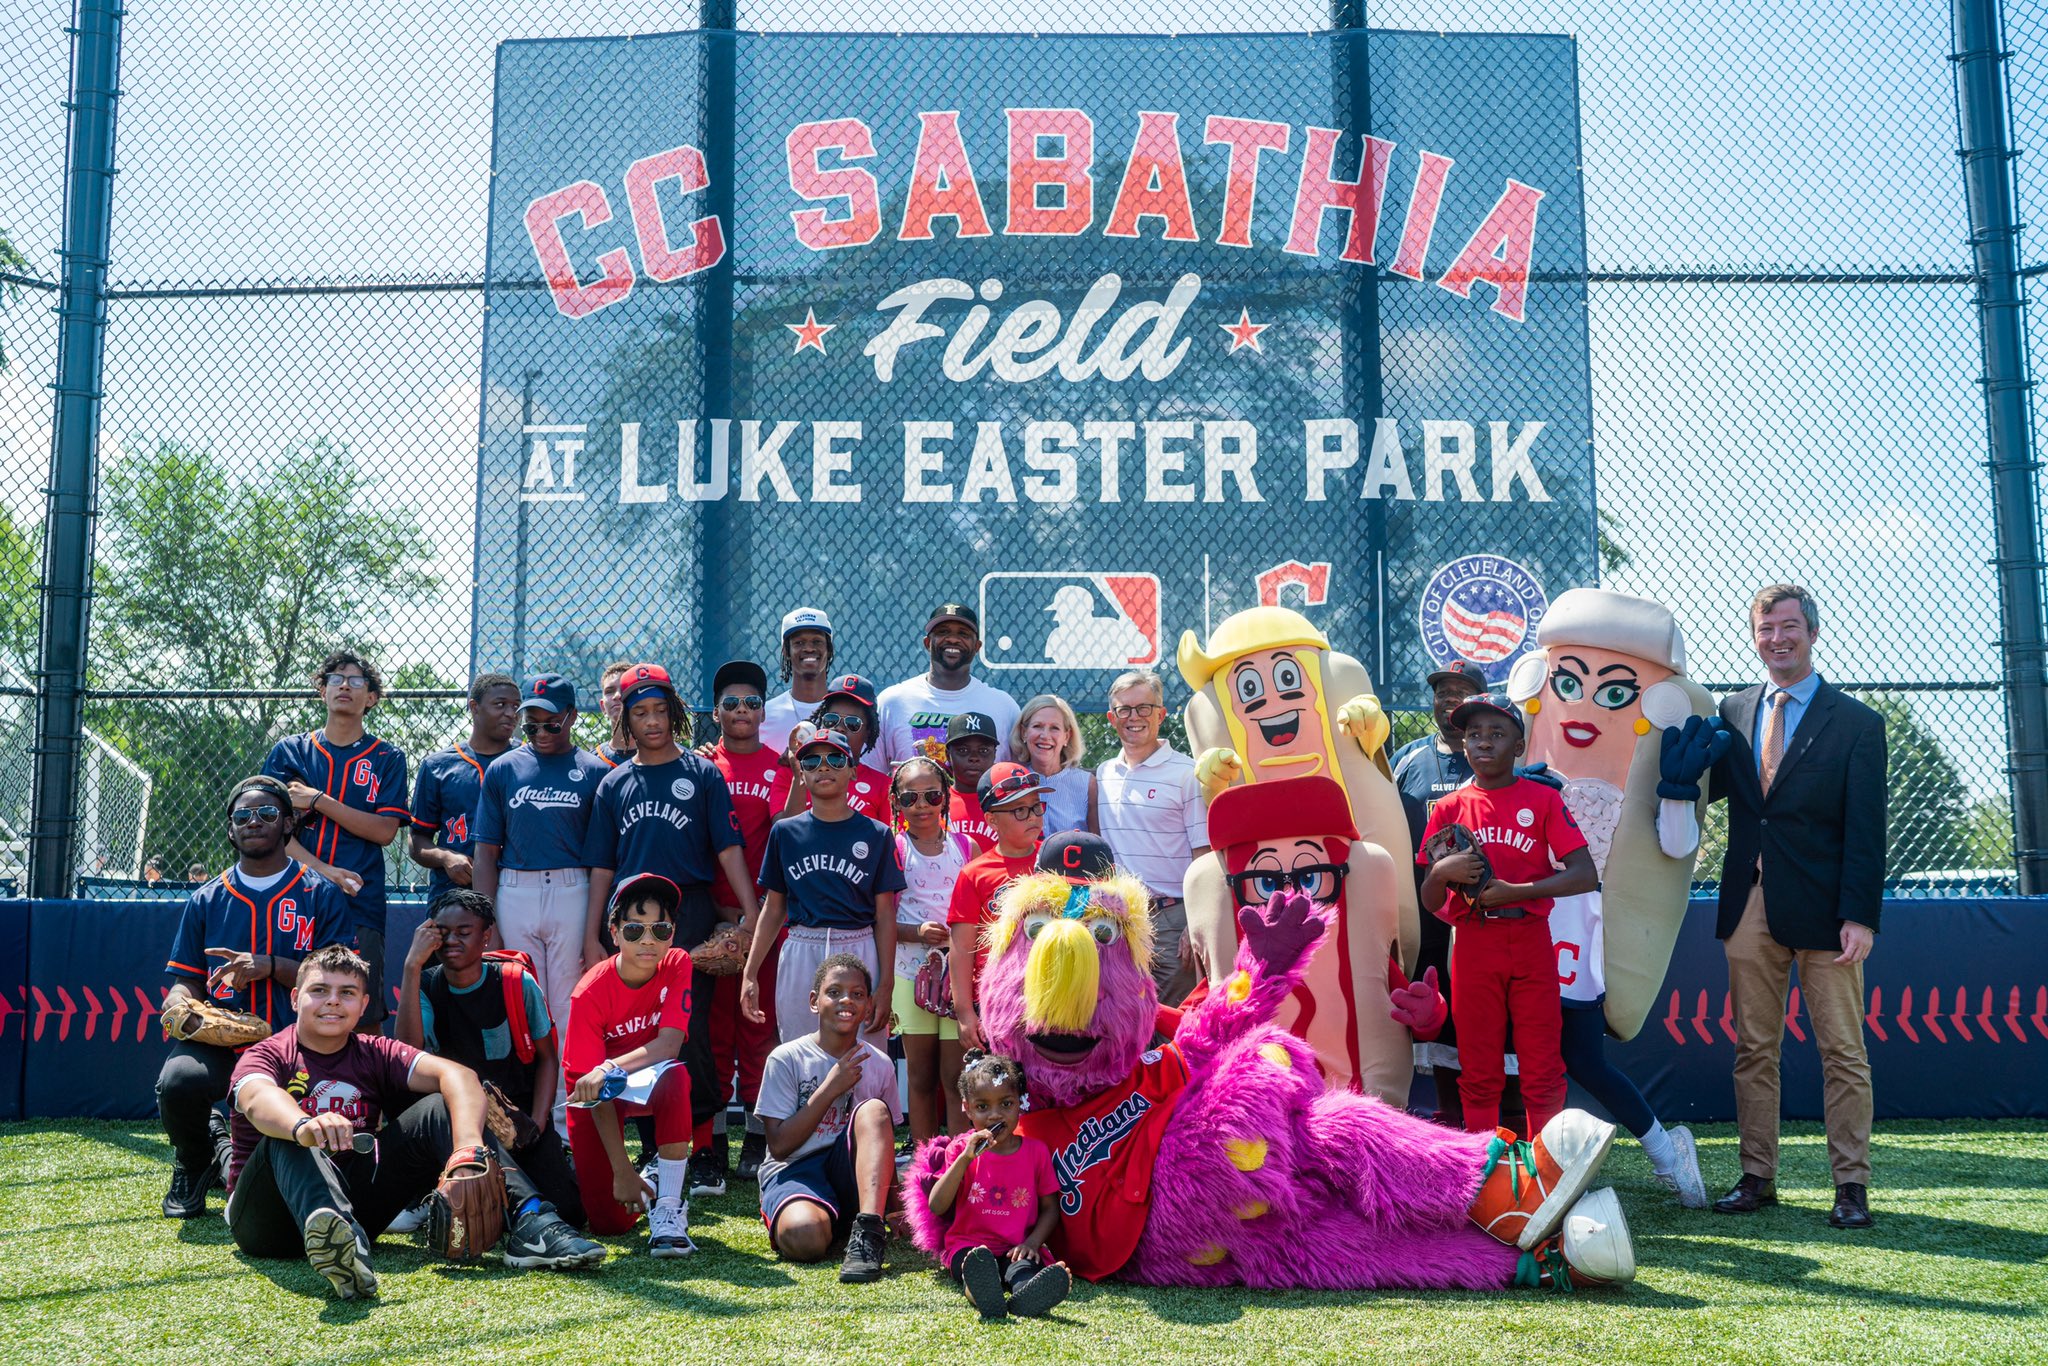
[1194,747,1244,799]
[1335,695,1390,755]
[1656,800,1701,860]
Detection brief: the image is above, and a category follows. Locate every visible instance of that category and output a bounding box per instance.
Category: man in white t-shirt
[873,602,1021,769]
[762,607,837,754]
[1092,669,1208,1005]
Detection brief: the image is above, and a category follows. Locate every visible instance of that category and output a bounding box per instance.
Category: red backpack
[483,949,547,1064]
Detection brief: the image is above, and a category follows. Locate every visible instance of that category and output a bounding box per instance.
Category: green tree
[87,439,437,873]
[0,226,32,371]
[0,510,35,665]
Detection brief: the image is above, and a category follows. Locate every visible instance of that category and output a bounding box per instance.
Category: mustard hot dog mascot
[1501,587,1728,1207]
[1177,608,1420,974]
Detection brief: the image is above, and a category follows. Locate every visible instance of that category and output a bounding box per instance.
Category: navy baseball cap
[927,602,979,632]
[617,662,678,707]
[822,673,877,709]
[945,712,997,745]
[1450,693,1526,735]
[1426,660,1489,692]
[520,673,576,714]
[795,729,856,760]
[978,761,1052,811]
[712,659,768,697]
[1038,831,1117,883]
[781,607,833,640]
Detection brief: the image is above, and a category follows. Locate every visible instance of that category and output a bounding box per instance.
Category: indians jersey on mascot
[1177,607,1420,973]
[901,843,1640,1292]
[1184,775,1429,1104]
[1503,587,1723,1040]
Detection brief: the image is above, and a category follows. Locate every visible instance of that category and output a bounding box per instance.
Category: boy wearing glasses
[158,775,352,1218]
[408,674,520,901]
[564,874,700,1255]
[1094,669,1209,1005]
[775,673,890,822]
[945,762,1049,1051]
[473,673,608,1122]
[705,659,789,1184]
[264,650,412,1029]
[741,731,904,1051]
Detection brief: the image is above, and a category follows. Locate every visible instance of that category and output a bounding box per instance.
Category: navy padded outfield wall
[2,897,2045,1121]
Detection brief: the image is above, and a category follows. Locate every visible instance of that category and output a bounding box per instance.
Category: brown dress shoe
[1712,1173,1778,1214]
[1828,1183,1874,1229]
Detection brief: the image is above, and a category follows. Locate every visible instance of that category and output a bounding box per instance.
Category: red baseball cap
[978,761,1052,810]
[616,662,678,707]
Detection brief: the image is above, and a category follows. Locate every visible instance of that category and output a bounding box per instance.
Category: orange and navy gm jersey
[412,742,495,901]
[165,860,351,1030]
[264,730,410,933]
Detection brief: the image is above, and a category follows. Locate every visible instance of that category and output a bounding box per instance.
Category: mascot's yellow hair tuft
[985,869,1154,980]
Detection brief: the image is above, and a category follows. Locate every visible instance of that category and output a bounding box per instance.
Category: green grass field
[1,1119,2042,1364]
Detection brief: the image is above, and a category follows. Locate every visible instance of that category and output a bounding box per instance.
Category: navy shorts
[759,1126,858,1251]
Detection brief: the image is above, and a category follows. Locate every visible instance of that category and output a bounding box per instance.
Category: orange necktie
[1759,689,1790,794]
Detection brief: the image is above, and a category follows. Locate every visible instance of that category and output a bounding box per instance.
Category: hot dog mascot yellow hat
[1177,607,1418,972]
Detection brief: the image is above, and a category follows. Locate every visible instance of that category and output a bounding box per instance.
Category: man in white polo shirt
[1093,669,1208,1005]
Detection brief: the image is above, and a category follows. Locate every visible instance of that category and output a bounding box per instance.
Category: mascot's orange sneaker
[1469,1109,1617,1250]
[1515,1187,1635,1290]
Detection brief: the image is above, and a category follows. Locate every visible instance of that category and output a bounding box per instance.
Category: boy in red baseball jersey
[1419,695,1597,1139]
[946,764,1048,1051]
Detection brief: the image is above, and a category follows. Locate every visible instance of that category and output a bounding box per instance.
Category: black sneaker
[736,1130,767,1182]
[161,1162,210,1219]
[958,1245,1008,1319]
[207,1109,232,1190]
[303,1208,378,1299]
[504,1204,606,1270]
[688,1147,728,1198]
[1007,1261,1072,1317]
[839,1211,886,1283]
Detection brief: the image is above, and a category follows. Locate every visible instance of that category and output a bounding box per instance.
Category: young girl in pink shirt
[926,1052,1071,1319]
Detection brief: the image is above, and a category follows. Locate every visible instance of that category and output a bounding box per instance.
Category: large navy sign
[476,29,1595,704]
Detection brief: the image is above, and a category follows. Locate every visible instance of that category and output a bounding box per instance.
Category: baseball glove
[481,1080,544,1152]
[427,1144,507,1262]
[161,994,272,1048]
[690,921,749,977]
[1421,822,1493,896]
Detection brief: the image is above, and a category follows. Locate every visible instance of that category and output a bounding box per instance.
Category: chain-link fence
[1,0,2041,893]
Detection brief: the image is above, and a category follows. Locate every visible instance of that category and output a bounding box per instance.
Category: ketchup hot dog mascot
[1502,587,1729,1207]
[1184,776,1442,1103]
[1177,608,1420,974]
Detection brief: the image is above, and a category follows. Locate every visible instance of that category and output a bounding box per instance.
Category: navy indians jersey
[264,730,410,934]
[411,742,502,900]
[165,861,352,1029]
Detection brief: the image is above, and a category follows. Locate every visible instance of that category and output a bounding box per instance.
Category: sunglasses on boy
[229,805,285,828]
[717,694,765,712]
[522,718,567,736]
[1225,863,1349,907]
[618,921,675,943]
[798,751,853,771]
[818,711,867,731]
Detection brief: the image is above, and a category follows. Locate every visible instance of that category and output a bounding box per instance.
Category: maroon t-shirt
[225,1025,421,1189]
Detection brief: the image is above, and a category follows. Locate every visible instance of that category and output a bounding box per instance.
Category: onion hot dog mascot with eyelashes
[1177,608,1420,976]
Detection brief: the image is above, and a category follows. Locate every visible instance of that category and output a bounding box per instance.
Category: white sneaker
[1560,1187,1636,1284]
[1652,1126,1709,1210]
[647,1197,696,1258]
[384,1197,432,1236]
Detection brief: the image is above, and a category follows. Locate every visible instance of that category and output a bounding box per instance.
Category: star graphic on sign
[787,308,835,353]
[1220,307,1269,353]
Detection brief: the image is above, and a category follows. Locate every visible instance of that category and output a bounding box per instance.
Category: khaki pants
[1150,898,1198,1007]
[1724,885,1873,1186]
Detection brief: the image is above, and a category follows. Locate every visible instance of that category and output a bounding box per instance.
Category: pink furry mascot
[902,861,1637,1292]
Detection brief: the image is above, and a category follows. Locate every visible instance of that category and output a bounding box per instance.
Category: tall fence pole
[1330,1,1386,680]
[696,0,738,699]
[30,0,125,899]
[1953,0,2048,893]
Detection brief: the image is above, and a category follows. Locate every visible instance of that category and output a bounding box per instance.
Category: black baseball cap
[1426,660,1489,692]
[712,659,768,697]
[1038,831,1117,883]
[1449,693,1526,735]
[927,602,979,632]
[945,712,997,745]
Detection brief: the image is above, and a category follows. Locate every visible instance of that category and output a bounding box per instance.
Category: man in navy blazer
[1708,584,1885,1229]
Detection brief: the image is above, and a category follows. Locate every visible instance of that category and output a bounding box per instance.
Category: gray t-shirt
[754,1034,900,1183]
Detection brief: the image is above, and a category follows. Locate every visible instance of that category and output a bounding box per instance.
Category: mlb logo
[978,572,1161,671]
[1417,556,1548,685]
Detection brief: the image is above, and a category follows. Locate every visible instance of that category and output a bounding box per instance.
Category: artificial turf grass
[1,1119,2043,1365]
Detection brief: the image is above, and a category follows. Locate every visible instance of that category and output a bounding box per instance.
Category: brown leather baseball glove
[427,1145,507,1262]
[690,921,750,977]
[1421,821,1494,897]
[481,1080,544,1152]
[161,994,272,1048]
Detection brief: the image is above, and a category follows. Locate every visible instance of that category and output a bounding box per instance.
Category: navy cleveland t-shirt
[581,753,743,886]
[474,745,606,871]
[761,811,906,929]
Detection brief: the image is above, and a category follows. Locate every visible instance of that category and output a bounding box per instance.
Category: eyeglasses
[230,805,284,827]
[799,751,853,771]
[323,673,370,690]
[1226,863,1349,907]
[894,789,948,808]
[818,711,867,731]
[522,718,566,736]
[617,921,676,943]
[1110,703,1162,720]
[993,801,1046,819]
[717,695,764,712]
